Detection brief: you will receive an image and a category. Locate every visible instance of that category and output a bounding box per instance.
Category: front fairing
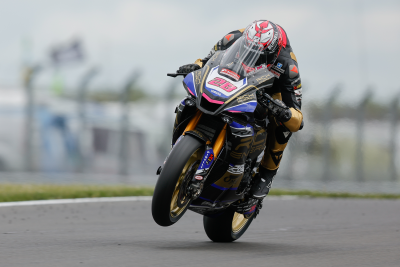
[183,51,275,116]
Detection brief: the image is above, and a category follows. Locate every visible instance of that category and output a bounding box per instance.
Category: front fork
[176,109,228,198]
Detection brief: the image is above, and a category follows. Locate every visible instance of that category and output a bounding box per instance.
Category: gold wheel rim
[232,212,251,233]
[170,148,202,218]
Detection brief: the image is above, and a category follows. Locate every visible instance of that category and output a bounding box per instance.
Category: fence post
[23,65,41,172]
[389,93,399,181]
[322,84,341,182]
[355,89,372,182]
[76,67,99,173]
[119,71,140,178]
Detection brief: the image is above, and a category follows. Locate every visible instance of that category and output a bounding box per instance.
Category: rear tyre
[203,210,254,242]
[152,135,203,227]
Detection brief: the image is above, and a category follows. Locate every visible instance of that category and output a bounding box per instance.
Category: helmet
[243,20,283,66]
[218,20,285,81]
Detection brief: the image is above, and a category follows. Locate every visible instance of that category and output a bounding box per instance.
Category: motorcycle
[151,38,279,242]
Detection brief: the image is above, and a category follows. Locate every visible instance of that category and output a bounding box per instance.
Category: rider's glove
[177,64,201,75]
[257,91,292,123]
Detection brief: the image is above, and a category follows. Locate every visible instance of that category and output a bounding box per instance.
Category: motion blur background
[0,0,399,193]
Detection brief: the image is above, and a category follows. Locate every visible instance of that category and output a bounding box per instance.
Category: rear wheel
[152,135,203,226]
[203,210,254,242]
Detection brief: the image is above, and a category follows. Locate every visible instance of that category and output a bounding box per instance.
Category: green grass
[0,184,153,202]
[269,189,400,199]
[0,184,399,203]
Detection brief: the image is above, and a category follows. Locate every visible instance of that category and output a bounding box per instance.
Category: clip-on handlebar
[167,73,188,78]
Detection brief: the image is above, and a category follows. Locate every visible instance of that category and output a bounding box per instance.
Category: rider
[175,20,303,213]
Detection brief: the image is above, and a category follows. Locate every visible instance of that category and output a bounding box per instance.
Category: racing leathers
[174,25,303,212]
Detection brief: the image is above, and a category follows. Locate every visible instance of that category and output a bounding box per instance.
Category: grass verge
[269,189,400,199]
[0,184,399,203]
[0,184,153,202]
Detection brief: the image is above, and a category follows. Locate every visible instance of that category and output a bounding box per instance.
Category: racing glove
[177,64,201,75]
[257,91,292,123]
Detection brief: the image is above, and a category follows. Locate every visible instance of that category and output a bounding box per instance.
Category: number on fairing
[208,77,237,92]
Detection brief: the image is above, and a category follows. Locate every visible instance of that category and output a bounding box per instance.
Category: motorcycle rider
[175,20,303,213]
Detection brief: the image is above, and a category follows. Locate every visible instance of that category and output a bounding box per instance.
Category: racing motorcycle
[152,37,283,242]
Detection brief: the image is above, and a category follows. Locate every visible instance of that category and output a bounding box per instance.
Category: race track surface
[1,198,399,267]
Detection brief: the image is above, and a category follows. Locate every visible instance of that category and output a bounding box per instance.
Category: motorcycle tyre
[152,135,203,227]
[203,209,254,242]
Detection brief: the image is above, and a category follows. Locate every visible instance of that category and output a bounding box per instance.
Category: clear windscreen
[218,36,263,81]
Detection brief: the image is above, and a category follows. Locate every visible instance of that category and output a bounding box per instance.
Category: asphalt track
[1,198,399,267]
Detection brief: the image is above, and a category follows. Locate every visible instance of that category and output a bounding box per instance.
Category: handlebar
[167,73,188,78]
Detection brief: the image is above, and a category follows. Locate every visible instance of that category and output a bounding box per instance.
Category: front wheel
[152,135,204,227]
[203,210,254,242]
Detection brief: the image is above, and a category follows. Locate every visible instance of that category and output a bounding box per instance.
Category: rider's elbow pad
[283,108,303,132]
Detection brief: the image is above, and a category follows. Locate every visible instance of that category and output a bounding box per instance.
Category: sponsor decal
[211,51,220,62]
[277,62,283,68]
[289,65,299,78]
[290,77,301,85]
[270,69,281,78]
[256,73,273,84]
[221,68,240,81]
[267,32,278,50]
[290,52,297,63]
[237,93,256,103]
[271,65,284,74]
[197,149,214,172]
[225,34,233,41]
[223,34,234,46]
[208,77,237,92]
[270,150,283,166]
[211,89,222,96]
[223,174,240,185]
[194,70,201,85]
[207,153,214,164]
[228,164,245,174]
[247,64,267,76]
[195,175,203,181]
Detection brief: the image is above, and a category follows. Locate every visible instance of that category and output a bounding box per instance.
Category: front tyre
[203,210,254,242]
[152,135,203,227]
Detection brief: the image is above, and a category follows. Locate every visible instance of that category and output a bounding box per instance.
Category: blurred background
[0,0,399,193]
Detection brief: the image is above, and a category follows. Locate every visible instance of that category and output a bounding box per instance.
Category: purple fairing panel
[224,101,257,113]
[183,72,197,97]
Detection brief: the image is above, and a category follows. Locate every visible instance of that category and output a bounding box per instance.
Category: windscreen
[218,36,263,81]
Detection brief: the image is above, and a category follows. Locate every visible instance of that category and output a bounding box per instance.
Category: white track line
[0,195,298,208]
[0,196,153,207]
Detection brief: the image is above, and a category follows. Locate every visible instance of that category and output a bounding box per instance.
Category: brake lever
[167,73,187,78]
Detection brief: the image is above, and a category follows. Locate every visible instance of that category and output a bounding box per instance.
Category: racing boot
[250,166,277,199]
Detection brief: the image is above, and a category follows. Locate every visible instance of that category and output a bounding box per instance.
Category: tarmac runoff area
[0,197,399,267]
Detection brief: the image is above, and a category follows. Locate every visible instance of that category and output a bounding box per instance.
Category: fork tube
[183,110,203,134]
[213,124,227,156]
